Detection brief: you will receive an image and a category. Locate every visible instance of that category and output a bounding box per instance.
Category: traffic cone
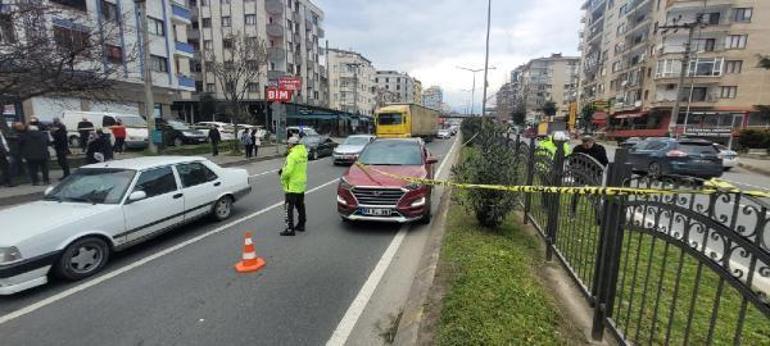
[234,232,266,273]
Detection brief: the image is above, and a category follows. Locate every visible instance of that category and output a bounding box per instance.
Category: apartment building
[518,53,579,120]
[190,0,326,108]
[327,48,376,116]
[578,0,770,140]
[413,79,423,104]
[12,0,195,121]
[374,70,419,105]
[422,86,443,110]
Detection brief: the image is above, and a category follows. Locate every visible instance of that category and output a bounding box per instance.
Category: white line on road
[0,179,340,326]
[326,137,460,346]
[248,157,332,178]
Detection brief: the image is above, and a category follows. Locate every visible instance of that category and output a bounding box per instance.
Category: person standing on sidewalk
[572,135,608,166]
[77,117,94,154]
[240,129,253,159]
[19,124,50,186]
[0,128,11,187]
[51,118,71,179]
[111,120,127,154]
[209,125,221,156]
[279,136,308,236]
[252,128,261,158]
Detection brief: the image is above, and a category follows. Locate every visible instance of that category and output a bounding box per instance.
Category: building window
[221,0,231,4]
[50,0,87,11]
[148,17,165,36]
[0,13,15,43]
[720,86,737,99]
[200,0,208,6]
[734,8,752,23]
[726,35,748,49]
[246,60,259,70]
[221,16,231,27]
[202,18,211,28]
[245,14,256,25]
[53,26,89,51]
[702,38,716,52]
[688,58,723,77]
[248,83,260,93]
[105,44,123,64]
[698,12,720,25]
[725,60,743,74]
[222,39,233,49]
[101,0,119,23]
[203,40,213,51]
[150,55,168,73]
[206,83,216,92]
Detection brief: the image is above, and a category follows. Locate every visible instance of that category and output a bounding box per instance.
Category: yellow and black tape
[353,163,770,199]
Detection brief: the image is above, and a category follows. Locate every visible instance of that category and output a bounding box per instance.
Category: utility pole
[660,21,700,138]
[136,0,157,153]
[457,65,496,116]
[480,0,492,118]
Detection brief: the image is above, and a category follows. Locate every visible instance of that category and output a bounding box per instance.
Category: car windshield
[358,141,423,165]
[45,168,136,204]
[302,136,322,145]
[377,113,403,125]
[117,116,146,128]
[168,121,191,130]
[343,137,371,146]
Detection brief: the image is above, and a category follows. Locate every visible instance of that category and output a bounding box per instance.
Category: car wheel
[724,167,732,171]
[69,136,80,148]
[55,237,110,281]
[418,197,432,225]
[649,162,663,179]
[211,196,233,221]
[174,137,184,147]
[311,150,319,161]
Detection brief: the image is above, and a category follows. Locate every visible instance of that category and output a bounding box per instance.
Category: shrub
[460,117,483,146]
[452,121,519,229]
[737,128,770,150]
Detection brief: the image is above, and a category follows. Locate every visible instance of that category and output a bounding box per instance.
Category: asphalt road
[0,138,457,345]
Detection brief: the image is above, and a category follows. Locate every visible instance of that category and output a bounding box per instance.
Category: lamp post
[135,0,157,153]
[480,0,492,119]
[457,65,496,116]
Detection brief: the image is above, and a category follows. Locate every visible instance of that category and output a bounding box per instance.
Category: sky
[314,0,583,113]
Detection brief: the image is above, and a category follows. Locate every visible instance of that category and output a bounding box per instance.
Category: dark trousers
[245,144,253,158]
[9,154,24,179]
[211,142,219,156]
[284,192,306,230]
[114,138,125,153]
[254,145,259,158]
[79,134,88,152]
[0,155,10,186]
[56,150,70,178]
[27,159,49,185]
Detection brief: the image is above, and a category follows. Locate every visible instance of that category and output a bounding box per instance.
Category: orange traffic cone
[234,232,266,273]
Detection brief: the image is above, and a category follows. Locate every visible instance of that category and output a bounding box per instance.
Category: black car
[156,119,209,146]
[627,138,723,179]
[619,137,643,149]
[302,135,337,160]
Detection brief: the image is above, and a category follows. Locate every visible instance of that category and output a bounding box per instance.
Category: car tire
[69,136,80,148]
[649,162,663,179]
[174,137,184,147]
[211,196,233,221]
[311,150,319,161]
[418,197,432,225]
[724,167,732,171]
[54,236,110,281]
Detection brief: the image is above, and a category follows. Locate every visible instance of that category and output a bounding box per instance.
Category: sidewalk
[0,145,287,207]
[737,156,770,176]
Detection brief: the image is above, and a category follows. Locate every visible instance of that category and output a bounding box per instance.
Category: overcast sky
[314,0,583,113]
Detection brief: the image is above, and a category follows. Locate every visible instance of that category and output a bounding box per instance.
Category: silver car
[333,135,376,165]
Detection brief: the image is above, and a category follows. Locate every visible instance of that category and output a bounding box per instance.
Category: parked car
[337,138,437,223]
[0,157,251,295]
[157,119,208,146]
[194,121,235,141]
[437,129,452,139]
[333,135,376,165]
[627,138,723,178]
[302,135,338,161]
[714,144,739,171]
[287,126,319,139]
[61,111,147,148]
[619,137,643,149]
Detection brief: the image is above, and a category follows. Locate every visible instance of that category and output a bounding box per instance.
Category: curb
[738,162,770,177]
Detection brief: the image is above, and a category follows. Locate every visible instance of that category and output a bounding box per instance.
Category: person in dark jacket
[86,130,112,164]
[77,117,94,153]
[573,135,609,166]
[51,118,71,179]
[0,127,11,187]
[7,122,25,183]
[19,125,50,185]
[209,126,221,156]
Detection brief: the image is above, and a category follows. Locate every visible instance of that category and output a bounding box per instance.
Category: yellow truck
[374,104,439,141]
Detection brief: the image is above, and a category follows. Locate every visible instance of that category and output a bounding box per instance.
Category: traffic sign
[266,87,292,102]
[278,76,302,91]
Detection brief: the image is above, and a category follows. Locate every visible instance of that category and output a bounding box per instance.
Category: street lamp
[135,0,157,153]
[457,65,496,116]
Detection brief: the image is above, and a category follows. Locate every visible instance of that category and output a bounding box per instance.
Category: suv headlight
[339,177,353,190]
[0,246,22,264]
[405,182,424,191]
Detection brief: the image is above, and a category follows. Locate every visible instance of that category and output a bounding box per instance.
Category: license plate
[361,208,391,216]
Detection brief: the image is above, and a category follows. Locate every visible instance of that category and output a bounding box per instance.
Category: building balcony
[268,47,286,62]
[178,75,196,91]
[266,23,284,37]
[175,41,195,58]
[265,0,283,15]
[318,28,325,38]
[171,2,192,24]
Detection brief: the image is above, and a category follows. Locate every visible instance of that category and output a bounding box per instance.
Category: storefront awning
[614,113,645,119]
[286,114,340,120]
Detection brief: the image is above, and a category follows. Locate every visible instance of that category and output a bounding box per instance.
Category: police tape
[353,163,770,199]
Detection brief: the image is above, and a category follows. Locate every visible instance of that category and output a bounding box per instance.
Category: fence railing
[510,134,769,345]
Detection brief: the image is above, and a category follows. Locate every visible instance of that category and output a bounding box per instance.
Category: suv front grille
[352,187,405,206]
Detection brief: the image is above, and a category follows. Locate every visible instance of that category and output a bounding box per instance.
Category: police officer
[538,131,572,157]
[279,136,308,236]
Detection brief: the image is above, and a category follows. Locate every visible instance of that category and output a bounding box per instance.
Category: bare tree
[0,0,138,112]
[374,87,398,108]
[206,32,268,151]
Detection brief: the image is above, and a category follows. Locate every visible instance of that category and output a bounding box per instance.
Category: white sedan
[0,157,251,295]
[714,144,739,171]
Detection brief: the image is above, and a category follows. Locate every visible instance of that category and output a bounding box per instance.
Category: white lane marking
[326,137,459,345]
[248,157,332,178]
[0,179,340,326]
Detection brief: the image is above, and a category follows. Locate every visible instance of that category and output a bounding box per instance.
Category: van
[61,111,149,149]
[194,121,236,141]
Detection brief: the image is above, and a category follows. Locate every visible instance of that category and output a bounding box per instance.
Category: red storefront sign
[266,88,292,102]
[278,76,302,91]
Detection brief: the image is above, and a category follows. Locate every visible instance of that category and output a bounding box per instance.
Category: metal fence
[511,135,769,345]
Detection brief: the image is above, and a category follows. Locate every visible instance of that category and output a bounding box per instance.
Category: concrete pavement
[0,138,457,345]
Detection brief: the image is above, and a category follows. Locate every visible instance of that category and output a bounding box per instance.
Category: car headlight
[405,182,424,191]
[0,246,22,264]
[339,177,353,190]
[410,197,426,207]
[336,194,348,206]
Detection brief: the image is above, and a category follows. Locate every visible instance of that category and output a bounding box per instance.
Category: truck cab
[375,105,411,139]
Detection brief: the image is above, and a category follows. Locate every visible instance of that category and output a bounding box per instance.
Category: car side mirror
[427,157,439,165]
[44,186,54,196]
[127,191,147,203]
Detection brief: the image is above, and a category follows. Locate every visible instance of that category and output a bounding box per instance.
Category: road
[0,137,458,345]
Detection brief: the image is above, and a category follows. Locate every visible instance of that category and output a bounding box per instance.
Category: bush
[460,117,484,146]
[737,129,770,150]
[452,121,519,229]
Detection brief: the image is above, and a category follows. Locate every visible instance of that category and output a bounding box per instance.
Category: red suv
[337,138,438,223]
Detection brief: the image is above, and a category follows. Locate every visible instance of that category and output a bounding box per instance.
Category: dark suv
[627,138,723,178]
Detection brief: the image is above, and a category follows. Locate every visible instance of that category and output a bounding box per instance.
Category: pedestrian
[86,130,112,164]
[51,118,71,179]
[240,128,253,159]
[279,136,308,236]
[0,127,11,187]
[111,120,127,154]
[572,135,609,166]
[7,122,25,184]
[209,125,221,156]
[77,117,94,153]
[19,124,50,186]
[252,128,261,158]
